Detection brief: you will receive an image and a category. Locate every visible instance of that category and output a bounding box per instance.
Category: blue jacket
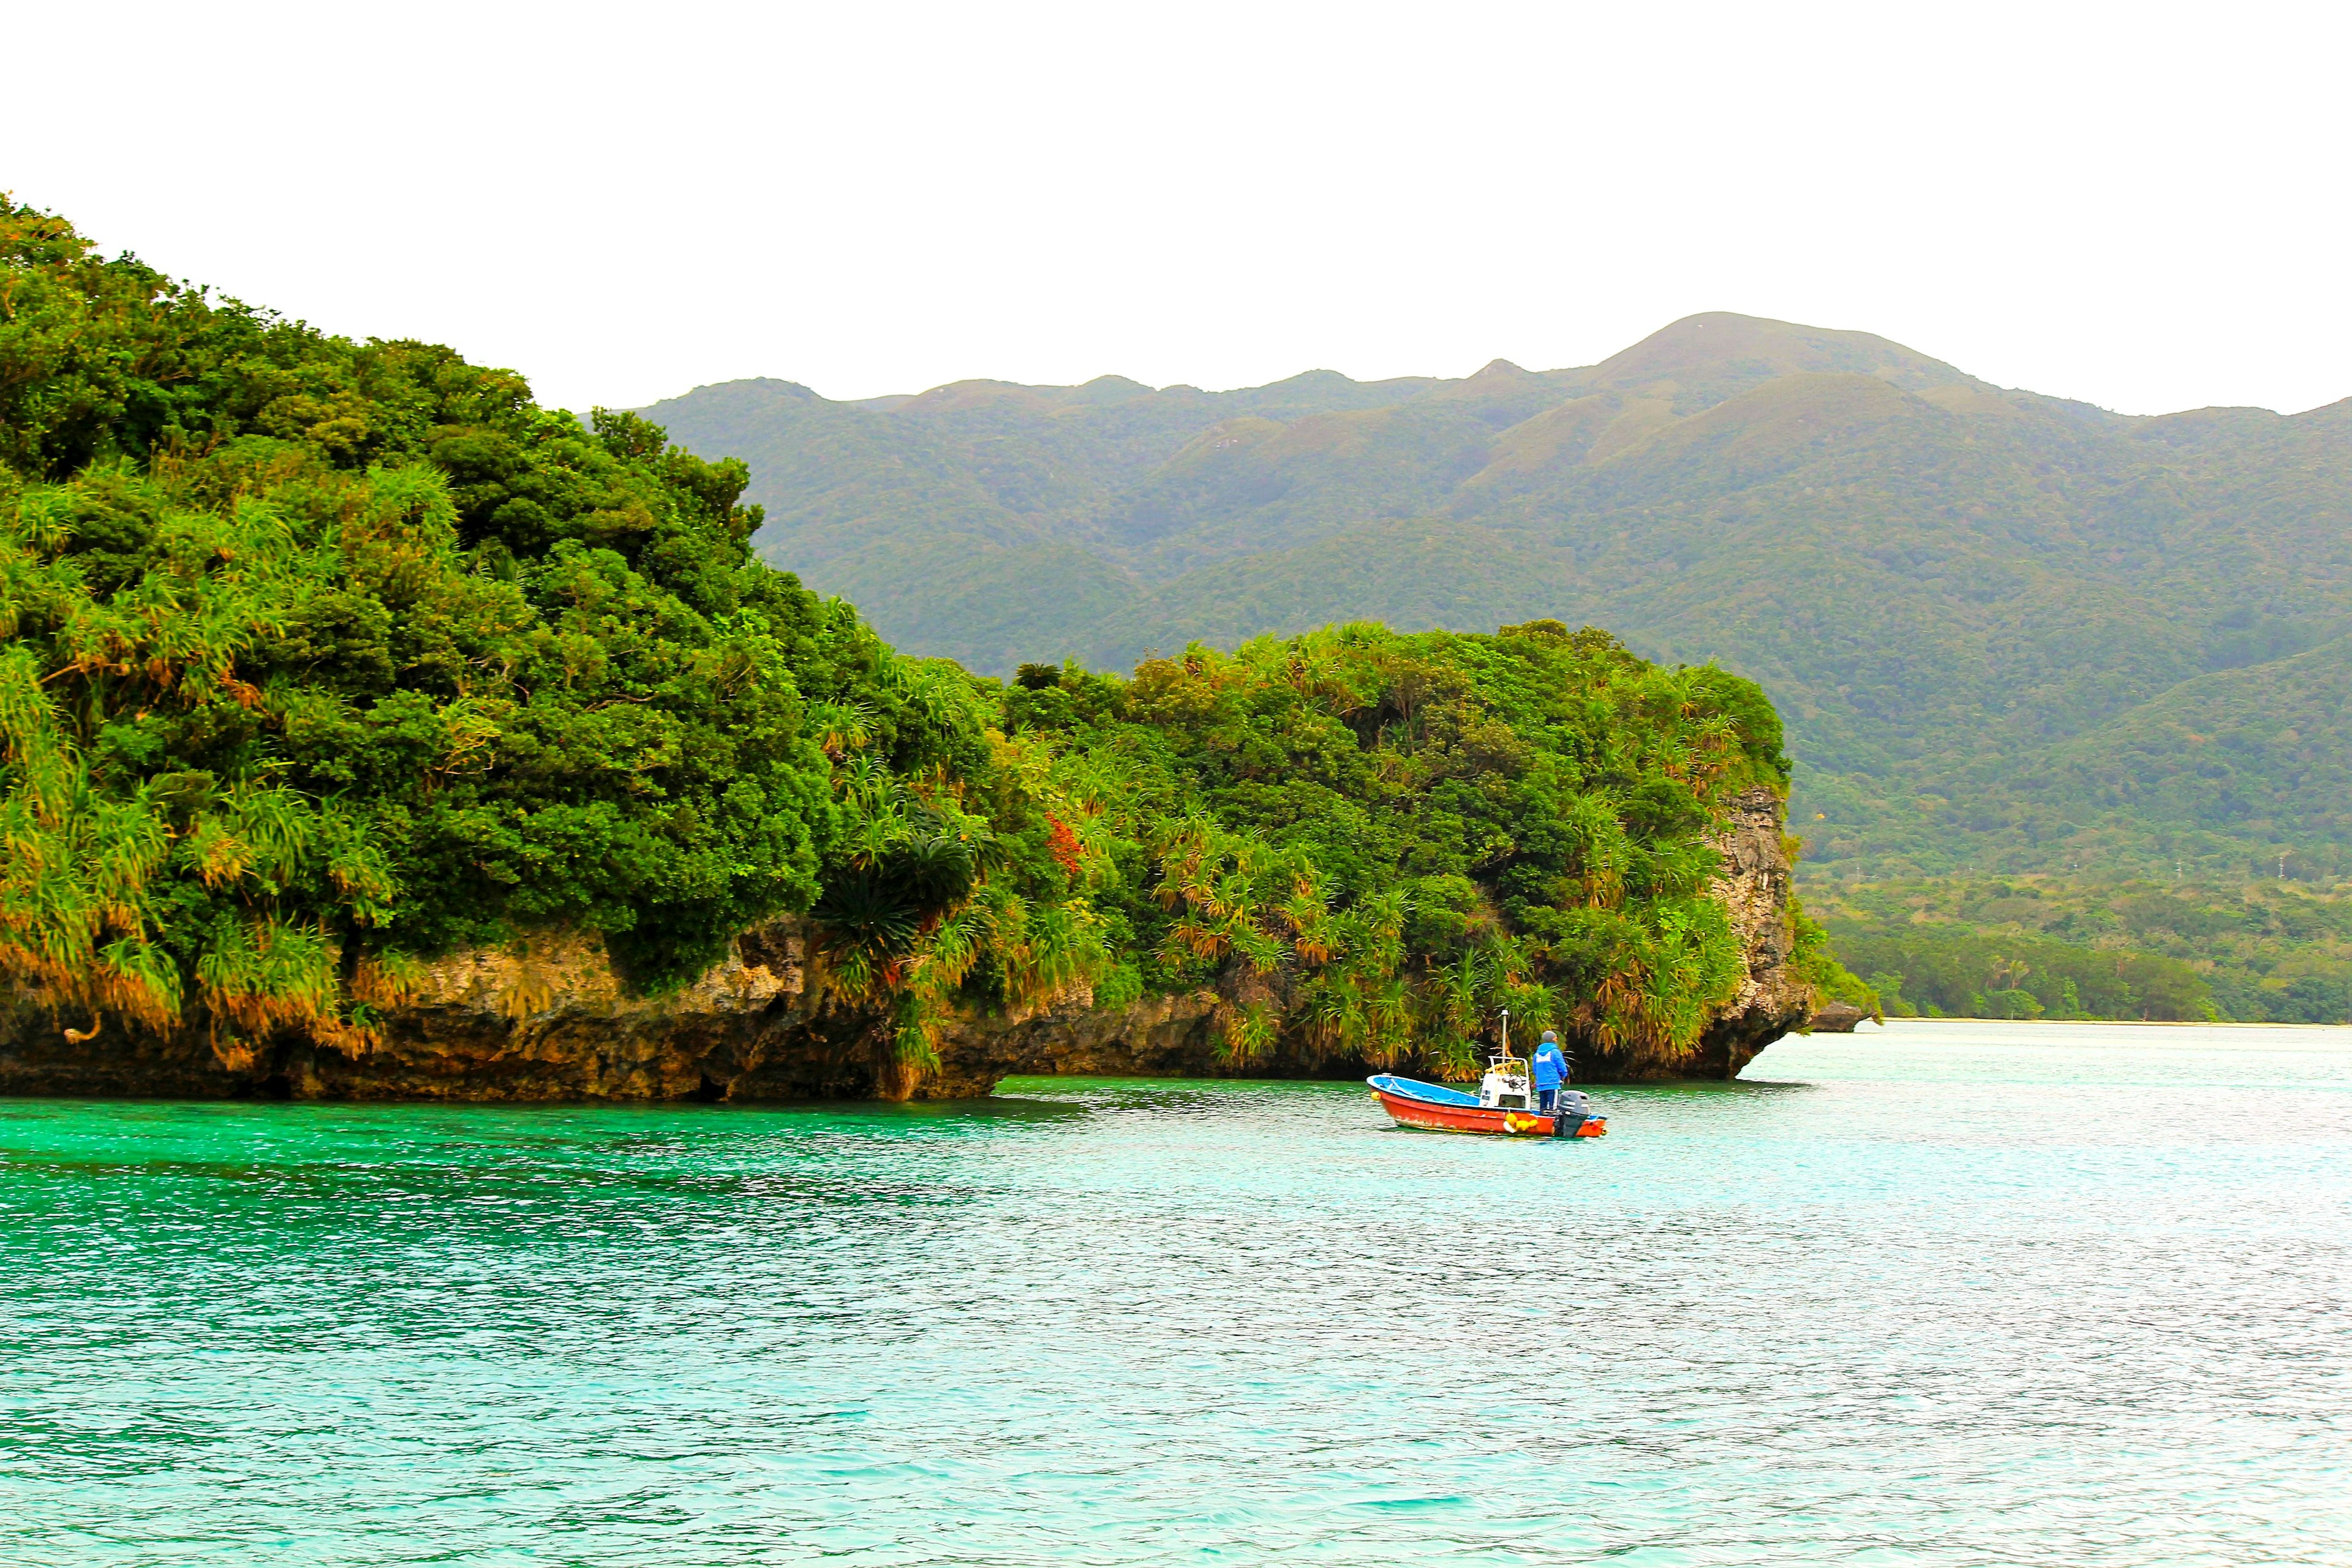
[1532,1042,1569,1088]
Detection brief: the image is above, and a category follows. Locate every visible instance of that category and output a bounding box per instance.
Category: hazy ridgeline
[644,317,2352,889]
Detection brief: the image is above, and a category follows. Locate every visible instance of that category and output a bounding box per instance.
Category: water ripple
[2,1021,2349,1564]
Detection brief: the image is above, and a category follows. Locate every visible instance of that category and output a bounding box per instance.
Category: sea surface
[4,1020,2348,1566]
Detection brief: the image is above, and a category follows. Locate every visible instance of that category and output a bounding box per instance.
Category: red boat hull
[1372,1088,1606,1137]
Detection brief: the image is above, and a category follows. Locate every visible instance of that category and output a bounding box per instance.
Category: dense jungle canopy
[0,199,1831,1083]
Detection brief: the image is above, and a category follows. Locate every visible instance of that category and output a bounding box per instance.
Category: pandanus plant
[1,472,423,1060]
[811,734,1115,1096]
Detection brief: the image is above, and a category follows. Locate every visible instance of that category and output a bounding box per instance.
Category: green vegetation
[1806,876,2352,1023]
[2,200,1816,1085]
[643,317,2352,888]
[0,199,924,1049]
[977,626,1789,1076]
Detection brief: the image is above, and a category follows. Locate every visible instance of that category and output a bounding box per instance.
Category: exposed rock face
[1682,784,1817,1079]
[0,924,842,1102]
[1804,1000,1872,1034]
[0,791,1815,1101]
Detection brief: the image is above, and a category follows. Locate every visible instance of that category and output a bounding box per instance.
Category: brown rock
[1678,784,1816,1079]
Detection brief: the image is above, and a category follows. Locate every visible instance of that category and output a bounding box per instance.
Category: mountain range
[641,314,2352,881]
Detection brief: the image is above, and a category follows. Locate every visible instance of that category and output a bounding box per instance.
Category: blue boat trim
[1365,1073,1482,1107]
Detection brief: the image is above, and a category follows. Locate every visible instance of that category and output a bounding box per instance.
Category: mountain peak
[680,376,818,402]
[1588,312,1977,413]
[1050,375,1158,409]
[893,379,1057,416]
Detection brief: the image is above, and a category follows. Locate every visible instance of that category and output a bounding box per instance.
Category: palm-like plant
[1,476,407,1052]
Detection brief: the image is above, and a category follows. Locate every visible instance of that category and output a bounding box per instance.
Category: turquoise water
[4,1021,2349,1566]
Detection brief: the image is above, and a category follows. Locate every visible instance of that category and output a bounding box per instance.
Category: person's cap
[1540,1029,1558,1041]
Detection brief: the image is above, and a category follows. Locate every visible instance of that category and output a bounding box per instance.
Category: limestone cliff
[0,790,1814,1101]
[1686,784,1817,1076]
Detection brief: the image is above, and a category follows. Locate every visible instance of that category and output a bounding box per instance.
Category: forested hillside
[1,200,1834,1087]
[1807,876,2352,1025]
[645,317,2352,886]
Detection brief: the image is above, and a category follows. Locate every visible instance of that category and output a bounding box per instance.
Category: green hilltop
[643,315,2352,888]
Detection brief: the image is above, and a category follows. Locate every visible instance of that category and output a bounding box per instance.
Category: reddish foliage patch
[1047,817,1084,876]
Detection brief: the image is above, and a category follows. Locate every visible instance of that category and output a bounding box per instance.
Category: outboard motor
[1552,1088,1593,1136]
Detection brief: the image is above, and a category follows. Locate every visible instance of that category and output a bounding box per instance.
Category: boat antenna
[1499,1008,1509,1058]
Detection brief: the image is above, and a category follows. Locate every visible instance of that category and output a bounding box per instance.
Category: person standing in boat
[1532,1030,1571,1113]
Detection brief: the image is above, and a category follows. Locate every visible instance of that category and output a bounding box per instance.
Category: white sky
[10,1,2346,417]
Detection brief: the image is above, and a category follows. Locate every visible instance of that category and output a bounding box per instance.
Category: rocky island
[0,199,1856,1104]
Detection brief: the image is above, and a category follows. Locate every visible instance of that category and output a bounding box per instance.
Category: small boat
[1366,1013,1606,1137]
[1367,1071,1605,1137]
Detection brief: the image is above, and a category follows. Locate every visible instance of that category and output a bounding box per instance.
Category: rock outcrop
[1683,784,1817,1077]
[0,791,1816,1101]
[1803,1000,1872,1033]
